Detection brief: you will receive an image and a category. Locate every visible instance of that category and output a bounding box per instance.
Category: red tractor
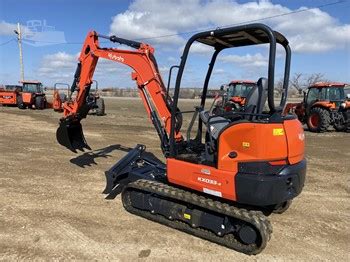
[284,82,350,132]
[18,80,47,110]
[212,80,257,115]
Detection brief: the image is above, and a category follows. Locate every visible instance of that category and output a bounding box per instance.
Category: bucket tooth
[56,120,91,152]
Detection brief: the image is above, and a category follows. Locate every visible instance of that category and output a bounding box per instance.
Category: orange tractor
[56,24,306,255]
[212,80,257,114]
[17,80,47,109]
[0,80,47,109]
[284,82,350,132]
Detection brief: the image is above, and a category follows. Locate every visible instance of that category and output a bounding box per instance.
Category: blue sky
[0,0,349,88]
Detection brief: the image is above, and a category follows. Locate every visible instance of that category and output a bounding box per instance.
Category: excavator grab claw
[56,118,91,153]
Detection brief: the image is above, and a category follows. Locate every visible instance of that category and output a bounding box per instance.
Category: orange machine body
[167,118,304,201]
[57,28,306,209]
[0,91,18,105]
[22,92,34,104]
[53,91,63,111]
[228,96,246,107]
[0,85,22,105]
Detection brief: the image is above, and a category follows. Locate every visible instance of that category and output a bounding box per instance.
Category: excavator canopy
[195,27,289,49]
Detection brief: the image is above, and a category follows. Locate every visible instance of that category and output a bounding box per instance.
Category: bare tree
[275,77,284,95]
[305,73,327,87]
[290,73,304,94]
[289,73,328,95]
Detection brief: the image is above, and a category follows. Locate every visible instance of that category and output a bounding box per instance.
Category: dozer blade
[56,120,91,153]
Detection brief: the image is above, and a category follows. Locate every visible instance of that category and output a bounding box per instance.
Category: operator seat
[243,77,268,119]
[199,110,230,140]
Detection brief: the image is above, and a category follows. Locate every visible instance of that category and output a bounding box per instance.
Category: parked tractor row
[212,80,349,132]
[0,80,105,116]
[0,80,47,109]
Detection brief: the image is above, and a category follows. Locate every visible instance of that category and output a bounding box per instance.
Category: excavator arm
[56,31,182,153]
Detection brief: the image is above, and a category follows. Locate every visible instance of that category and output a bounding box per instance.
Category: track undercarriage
[104,144,272,255]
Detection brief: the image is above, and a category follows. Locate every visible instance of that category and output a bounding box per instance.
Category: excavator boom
[56,31,182,153]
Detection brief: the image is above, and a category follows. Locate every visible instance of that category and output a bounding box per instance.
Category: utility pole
[14,23,24,82]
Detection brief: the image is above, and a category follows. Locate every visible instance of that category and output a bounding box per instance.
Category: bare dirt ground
[0,97,349,261]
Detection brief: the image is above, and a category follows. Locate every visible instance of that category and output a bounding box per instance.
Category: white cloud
[219,53,268,68]
[213,68,226,75]
[0,21,19,36]
[0,21,31,36]
[109,0,350,53]
[167,56,178,63]
[37,51,136,87]
[110,10,184,46]
[37,52,77,80]
[189,42,213,54]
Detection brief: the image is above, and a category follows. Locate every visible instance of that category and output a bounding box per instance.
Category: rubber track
[121,179,272,255]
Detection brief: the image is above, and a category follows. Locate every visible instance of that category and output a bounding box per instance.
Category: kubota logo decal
[201,168,210,175]
[108,53,125,62]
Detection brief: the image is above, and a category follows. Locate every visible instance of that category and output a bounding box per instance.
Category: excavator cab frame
[169,23,291,158]
[165,65,180,102]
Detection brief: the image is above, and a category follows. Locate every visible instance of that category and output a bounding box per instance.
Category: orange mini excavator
[56,24,306,255]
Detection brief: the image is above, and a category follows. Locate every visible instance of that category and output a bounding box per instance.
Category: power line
[21,39,110,45]
[0,38,15,46]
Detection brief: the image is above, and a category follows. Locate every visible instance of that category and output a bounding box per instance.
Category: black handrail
[166,65,179,101]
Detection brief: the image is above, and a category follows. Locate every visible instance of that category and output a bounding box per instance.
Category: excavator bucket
[56,120,91,153]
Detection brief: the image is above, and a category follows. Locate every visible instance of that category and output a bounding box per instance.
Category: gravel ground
[0,97,349,261]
